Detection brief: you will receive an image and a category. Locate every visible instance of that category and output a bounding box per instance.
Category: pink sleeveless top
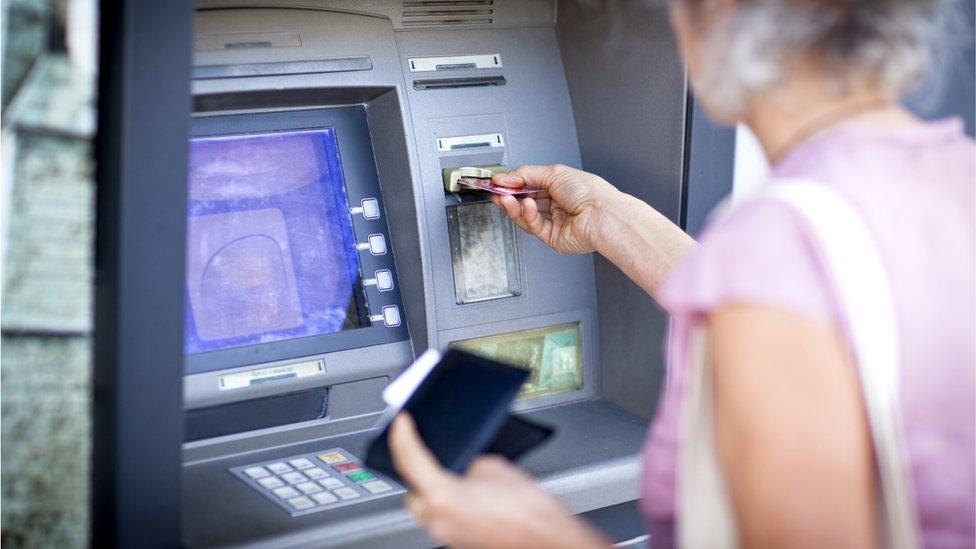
[640,119,976,548]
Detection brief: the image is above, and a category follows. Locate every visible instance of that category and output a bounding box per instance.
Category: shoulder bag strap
[677,180,919,548]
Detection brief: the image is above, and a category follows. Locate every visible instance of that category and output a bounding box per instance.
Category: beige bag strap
[677,180,919,548]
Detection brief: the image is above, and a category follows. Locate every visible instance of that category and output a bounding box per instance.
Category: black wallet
[365,349,554,480]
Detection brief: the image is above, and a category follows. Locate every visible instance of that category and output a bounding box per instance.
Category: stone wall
[1,1,96,546]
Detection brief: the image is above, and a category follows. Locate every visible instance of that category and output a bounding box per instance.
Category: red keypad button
[332,462,362,473]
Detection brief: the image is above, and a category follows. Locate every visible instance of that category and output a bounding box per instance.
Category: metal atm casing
[182,1,692,546]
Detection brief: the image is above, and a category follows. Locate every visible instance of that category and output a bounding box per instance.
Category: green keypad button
[346,470,377,483]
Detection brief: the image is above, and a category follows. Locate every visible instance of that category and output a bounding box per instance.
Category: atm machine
[181,1,715,546]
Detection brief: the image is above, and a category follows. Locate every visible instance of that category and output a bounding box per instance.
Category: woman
[389,0,976,547]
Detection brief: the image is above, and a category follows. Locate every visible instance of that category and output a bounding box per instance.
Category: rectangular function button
[375,269,394,291]
[318,452,348,464]
[332,462,361,473]
[361,198,381,220]
[382,305,401,327]
[304,467,329,480]
[287,496,315,510]
[311,491,339,505]
[368,234,387,255]
[346,471,377,483]
[362,480,393,494]
[272,486,301,499]
[243,466,270,479]
[267,462,294,475]
[319,478,345,490]
[288,458,315,470]
[295,481,322,495]
[333,487,361,500]
[280,472,308,485]
[257,477,285,490]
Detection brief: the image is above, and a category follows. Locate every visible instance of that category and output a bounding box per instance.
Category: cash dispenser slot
[185,387,329,442]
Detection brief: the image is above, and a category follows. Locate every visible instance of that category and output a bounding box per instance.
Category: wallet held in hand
[365,349,554,480]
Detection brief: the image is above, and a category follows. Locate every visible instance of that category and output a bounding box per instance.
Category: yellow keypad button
[318,452,348,464]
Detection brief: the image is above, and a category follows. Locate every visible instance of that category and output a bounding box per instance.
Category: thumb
[492,165,556,189]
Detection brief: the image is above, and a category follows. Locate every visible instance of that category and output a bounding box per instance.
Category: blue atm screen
[185,129,365,355]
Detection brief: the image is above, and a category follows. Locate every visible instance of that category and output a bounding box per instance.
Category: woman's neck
[744,72,918,163]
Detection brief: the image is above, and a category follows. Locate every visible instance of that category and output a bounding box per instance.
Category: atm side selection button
[368,234,386,255]
[356,234,387,255]
[382,305,401,327]
[361,198,381,220]
[351,198,381,220]
[375,269,394,291]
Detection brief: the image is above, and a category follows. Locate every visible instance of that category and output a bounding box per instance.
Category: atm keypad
[230,447,403,517]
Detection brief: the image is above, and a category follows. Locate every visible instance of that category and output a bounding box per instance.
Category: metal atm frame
[93,1,736,547]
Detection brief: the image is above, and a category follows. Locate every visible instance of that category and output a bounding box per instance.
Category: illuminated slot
[451,322,583,399]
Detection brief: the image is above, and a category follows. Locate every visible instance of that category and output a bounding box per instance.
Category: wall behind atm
[1,0,97,546]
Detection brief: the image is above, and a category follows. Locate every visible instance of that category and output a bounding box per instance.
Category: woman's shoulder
[659,193,837,322]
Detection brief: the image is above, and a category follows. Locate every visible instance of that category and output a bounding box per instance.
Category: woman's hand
[490,164,621,255]
[492,164,696,299]
[388,414,611,549]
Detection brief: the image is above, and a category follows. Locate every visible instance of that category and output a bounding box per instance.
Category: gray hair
[685,0,961,118]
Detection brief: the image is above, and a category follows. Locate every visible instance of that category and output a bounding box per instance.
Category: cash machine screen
[184,129,367,355]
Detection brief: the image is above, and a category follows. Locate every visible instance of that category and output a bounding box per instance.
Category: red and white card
[457,176,542,196]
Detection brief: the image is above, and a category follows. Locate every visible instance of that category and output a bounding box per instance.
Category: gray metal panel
[184,341,412,409]
[93,0,192,543]
[366,90,433,353]
[180,4,665,547]
[182,399,647,548]
[395,27,597,345]
[556,1,687,421]
[195,0,554,30]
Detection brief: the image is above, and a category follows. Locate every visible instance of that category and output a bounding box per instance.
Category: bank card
[457,176,542,196]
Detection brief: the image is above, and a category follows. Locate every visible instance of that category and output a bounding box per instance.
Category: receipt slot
[175,2,710,547]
